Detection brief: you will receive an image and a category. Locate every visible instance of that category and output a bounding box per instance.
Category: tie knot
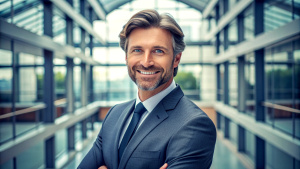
[134,102,146,115]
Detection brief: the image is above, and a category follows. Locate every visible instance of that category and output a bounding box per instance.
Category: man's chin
[136,81,160,91]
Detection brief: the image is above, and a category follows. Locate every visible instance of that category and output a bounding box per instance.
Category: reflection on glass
[266,142,293,169]
[228,19,238,50]
[229,59,238,108]
[175,65,201,100]
[245,130,255,162]
[264,0,293,32]
[74,66,81,108]
[244,4,254,41]
[264,38,299,137]
[245,53,255,115]
[218,64,225,102]
[54,66,66,118]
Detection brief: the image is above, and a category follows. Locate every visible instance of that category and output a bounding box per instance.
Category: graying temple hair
[119,9,185,76]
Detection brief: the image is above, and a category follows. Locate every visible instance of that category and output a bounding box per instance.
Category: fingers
[98,165,108,169]
[160,163,168,169]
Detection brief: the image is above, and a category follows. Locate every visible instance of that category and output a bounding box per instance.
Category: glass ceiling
[98,0,210,14]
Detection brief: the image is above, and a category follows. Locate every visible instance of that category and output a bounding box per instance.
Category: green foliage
[55,72,65,90]
[174,71,197,90]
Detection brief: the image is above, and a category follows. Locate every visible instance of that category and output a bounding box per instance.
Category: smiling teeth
[140,71,155,75]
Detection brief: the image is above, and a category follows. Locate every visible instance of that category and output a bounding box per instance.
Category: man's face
[126,27,181,91]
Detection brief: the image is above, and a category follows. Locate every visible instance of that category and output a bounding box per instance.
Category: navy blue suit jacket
[78,86,216,169]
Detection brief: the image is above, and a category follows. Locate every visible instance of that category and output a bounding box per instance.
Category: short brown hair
[119,9,185,76]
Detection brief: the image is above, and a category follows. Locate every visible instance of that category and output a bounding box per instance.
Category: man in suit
[78,9,216,169]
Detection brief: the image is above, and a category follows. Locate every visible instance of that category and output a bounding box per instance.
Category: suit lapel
[110,100,135,169]
[118,86,184,169]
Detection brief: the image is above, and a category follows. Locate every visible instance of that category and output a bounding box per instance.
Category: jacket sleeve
[77,105,116,169]
[165,115,216,169]
[77,129,105,169]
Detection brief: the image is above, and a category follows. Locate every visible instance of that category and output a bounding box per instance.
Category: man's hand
[160,163,168,169]
[98,163,168,169]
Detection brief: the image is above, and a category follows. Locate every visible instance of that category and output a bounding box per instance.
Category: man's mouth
[137,70,159,75]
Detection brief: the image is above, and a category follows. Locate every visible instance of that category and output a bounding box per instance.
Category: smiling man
[78,9,216,169]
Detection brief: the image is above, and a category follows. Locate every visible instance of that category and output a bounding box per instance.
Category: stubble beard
[127,64,173,91]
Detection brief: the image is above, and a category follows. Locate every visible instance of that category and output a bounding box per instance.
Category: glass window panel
[181,46,201,63]
[245,130,255,162]
[201,65,216,101]
[177,8,201,21]
[106,47,126,64]
[178,20,201,42]
[93,47,107,64]
[15,111,37,136]
[266,142,293,169]
[229,59,238,108]
[219,31,224,54]
[74,66,81,108]
[16,141,44,169]
[157,0,177,8]
[131,0,156,9]
[54,66,66,117]
[55,129,67,159]
[0,49,12,65]
[228,19,238,50]
[229,121,237,144]
[218,64,225,102]
[245,53,255,116]
[107,66,134,101]
[13,3,44,36]
[294,0,300,19]
[264,0,293,32]
[0,116,13,144]
[93,66,108,101]
[175,65,201,100]
[19,67,37,102]
[244,4,254,41]
[0,50,13,103]
[53,7,66,45]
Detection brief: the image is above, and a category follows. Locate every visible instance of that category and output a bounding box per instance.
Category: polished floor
[63,133,248,169]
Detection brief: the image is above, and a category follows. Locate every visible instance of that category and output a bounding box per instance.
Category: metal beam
[178,0,207,12]
[50,0,106,45]
[212,18,300,64]
[204,0,253,41]
[214,102,300,161]
[0,19,101,65]
[202,0,219,19]
[87,0,106,20]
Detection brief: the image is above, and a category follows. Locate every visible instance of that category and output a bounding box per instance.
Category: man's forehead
[127,27,173,48]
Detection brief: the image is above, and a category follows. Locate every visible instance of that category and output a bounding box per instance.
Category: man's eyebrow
[129,45,142,49]
[153,46,169,51]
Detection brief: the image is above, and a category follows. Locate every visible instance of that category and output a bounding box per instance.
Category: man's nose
[140,52,154,68]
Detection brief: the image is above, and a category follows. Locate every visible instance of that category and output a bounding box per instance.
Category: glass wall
[245,53,255,115]
[243,4,254,41]
[264,0,293,33]
[265,37,300,138]
[229,59,238,108]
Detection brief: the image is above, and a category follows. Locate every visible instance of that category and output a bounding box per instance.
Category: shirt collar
[136,80,176,113]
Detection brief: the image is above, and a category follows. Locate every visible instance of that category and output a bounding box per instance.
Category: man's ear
[173,52,182,68]
[125,54,128,65]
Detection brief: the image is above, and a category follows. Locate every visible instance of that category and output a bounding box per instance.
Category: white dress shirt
[118,80,176,147]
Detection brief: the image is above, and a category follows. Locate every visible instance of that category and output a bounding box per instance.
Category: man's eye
[154,49,164,53]
[133,49,141,52]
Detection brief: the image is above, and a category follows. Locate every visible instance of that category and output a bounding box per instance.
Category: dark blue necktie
[119,102,146,160]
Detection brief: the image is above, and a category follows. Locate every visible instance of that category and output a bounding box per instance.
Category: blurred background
[0,0,299,168]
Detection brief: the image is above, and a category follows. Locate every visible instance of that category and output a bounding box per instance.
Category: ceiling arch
[98,0,210,15]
